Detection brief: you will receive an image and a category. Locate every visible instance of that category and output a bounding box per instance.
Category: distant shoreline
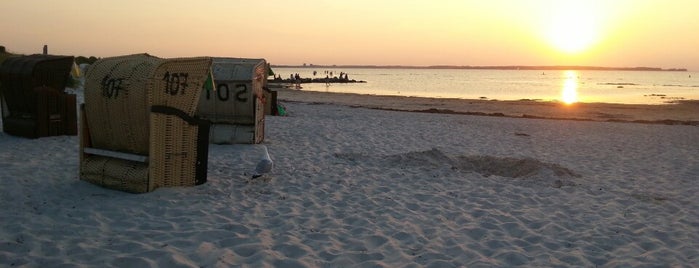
[275,88,699,125]
[272,65,688,72]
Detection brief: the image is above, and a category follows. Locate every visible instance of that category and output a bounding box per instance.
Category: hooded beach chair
[196,58,267,144]
[80,54,212,193]
[0,54,77,138]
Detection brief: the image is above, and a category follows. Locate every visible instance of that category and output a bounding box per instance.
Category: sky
[2,0,699,70]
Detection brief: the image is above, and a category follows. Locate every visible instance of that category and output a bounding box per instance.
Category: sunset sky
[2,0,698,70]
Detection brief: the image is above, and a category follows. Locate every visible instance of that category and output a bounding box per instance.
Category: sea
[273,67,699,105]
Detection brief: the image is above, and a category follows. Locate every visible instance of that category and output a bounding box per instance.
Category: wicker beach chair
[0,54,77,138]
[80,54,212,193]
[196,58,267,144]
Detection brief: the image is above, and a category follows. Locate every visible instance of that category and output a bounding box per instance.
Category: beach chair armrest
[83,147,149,163]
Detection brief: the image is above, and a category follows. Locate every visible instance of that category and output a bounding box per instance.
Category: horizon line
[271,64,688,72]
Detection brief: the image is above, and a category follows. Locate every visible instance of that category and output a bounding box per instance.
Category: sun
[546,1,600,54]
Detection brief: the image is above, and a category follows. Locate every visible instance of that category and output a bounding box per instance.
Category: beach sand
[1,89,698,267]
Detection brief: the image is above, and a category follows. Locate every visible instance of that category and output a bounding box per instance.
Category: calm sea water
[274,67,699,105]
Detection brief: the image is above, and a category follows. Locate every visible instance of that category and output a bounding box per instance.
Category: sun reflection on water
[561,70,579,104]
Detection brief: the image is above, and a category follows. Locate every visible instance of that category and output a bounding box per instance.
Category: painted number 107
[162,72,189,95]
[101,75,124,99]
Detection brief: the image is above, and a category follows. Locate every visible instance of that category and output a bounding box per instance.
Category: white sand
[1,89,698,267]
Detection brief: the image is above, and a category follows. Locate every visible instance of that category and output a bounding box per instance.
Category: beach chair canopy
[80,54,212,193]
[197,57,267,144]
[0,54,77,138]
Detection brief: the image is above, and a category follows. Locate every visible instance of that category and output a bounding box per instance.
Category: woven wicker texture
[148,57,212,190]
[83,54,159,154]
[80,55,212,193]
[81,155,149,193]
[148,58,212,115]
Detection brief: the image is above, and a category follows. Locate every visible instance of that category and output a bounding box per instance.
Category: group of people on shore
[270,70,354,84]
[311,70,350,81]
